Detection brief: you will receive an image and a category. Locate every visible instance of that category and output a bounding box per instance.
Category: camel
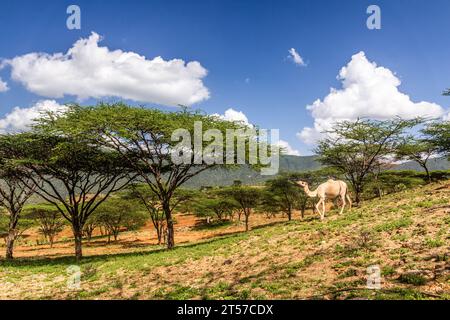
[295,179,352,220]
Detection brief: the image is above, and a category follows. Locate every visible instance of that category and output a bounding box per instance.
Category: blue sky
[0,0,449,155]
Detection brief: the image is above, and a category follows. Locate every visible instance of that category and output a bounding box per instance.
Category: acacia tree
[4,133,136,260]
[191,190,238,222]
[395,137,439,183]
[0,148,36,260]
[27,205,65,248]
[265,175,303,221]
[224,186,262,231]
[315,118,418,204]
[422,121,450,158]
[51,103,261,249]
[96,197,147,242]
[127,184,198,244]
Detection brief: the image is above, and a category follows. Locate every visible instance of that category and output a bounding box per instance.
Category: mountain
[184,155,322,187]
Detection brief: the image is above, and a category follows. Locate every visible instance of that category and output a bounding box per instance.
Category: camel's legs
[321,199,326,220]
[339,194,346,215]
[315,199,323,220]
[346,194,352,211]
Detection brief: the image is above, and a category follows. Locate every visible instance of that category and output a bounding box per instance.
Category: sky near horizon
[0,0,449,155]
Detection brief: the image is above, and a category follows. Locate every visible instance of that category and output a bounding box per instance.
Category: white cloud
[6,32,210,106]
[298,51,446,144]
[276,139,301,156]
[213,108,252,126]
[0,77,8,92]
[288,48,306,66]
[0,100,68,133]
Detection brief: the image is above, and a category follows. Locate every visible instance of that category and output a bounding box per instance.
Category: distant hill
[184,155,322,188]
[184,155,450,188]
[392,157,450,171]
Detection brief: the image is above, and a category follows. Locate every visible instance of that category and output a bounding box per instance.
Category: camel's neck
[303,184,317,198]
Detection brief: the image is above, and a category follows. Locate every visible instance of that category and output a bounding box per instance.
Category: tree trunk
[5,230,15,260]
[287,205,292,221]
[355,192,361,206]
[244,211,249,232]
[73,230,83,261]
[424,166,431,184]
[156,225,162,245]
[354,184,362,206]
[162,201,175,249]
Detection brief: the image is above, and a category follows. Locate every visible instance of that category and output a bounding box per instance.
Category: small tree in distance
[27,205,65,248]
[395,137,439,183]
[223,186,262,231]
[96,197,147,242]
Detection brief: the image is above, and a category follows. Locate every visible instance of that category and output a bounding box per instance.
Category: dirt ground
[6,208,325,259]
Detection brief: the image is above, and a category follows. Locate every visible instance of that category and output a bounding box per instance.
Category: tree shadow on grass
[0,218,306,269]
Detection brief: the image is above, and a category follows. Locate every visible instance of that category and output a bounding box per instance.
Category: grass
[0,180,449,300]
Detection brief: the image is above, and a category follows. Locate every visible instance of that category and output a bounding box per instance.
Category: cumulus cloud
[5,32,210,106]
[0,100,68,133]
[298,51,446,144]
[214,108,252,126]
[0,77,8,92]
[214,108,300,156]
[288,48,306,66]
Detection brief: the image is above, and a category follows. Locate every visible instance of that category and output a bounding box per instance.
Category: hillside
[184,155,323,187]
[394,157,450,171]
[0,180,448,300]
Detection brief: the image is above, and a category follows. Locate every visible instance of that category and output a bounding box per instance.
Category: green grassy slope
[0,181,449,300]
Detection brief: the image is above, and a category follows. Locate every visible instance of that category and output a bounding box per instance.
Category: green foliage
[395,137,439,182]
[221,186,263,231]
[95,196,147,242]
[315,118,420,203]
[45,102,268,249]
[398,273,427,286]
[191,195,238,221]
[375,217,413,232]
[262,174,304,220]
[422,121,450,157]
[24,204,65,247]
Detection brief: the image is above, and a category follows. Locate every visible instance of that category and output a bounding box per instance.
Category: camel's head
[294,180,308,188]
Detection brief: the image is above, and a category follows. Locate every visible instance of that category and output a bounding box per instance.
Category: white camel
[295,179,352,220]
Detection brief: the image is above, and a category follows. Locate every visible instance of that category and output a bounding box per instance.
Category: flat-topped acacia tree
[46,103,264,249]
[3,132,136,260]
